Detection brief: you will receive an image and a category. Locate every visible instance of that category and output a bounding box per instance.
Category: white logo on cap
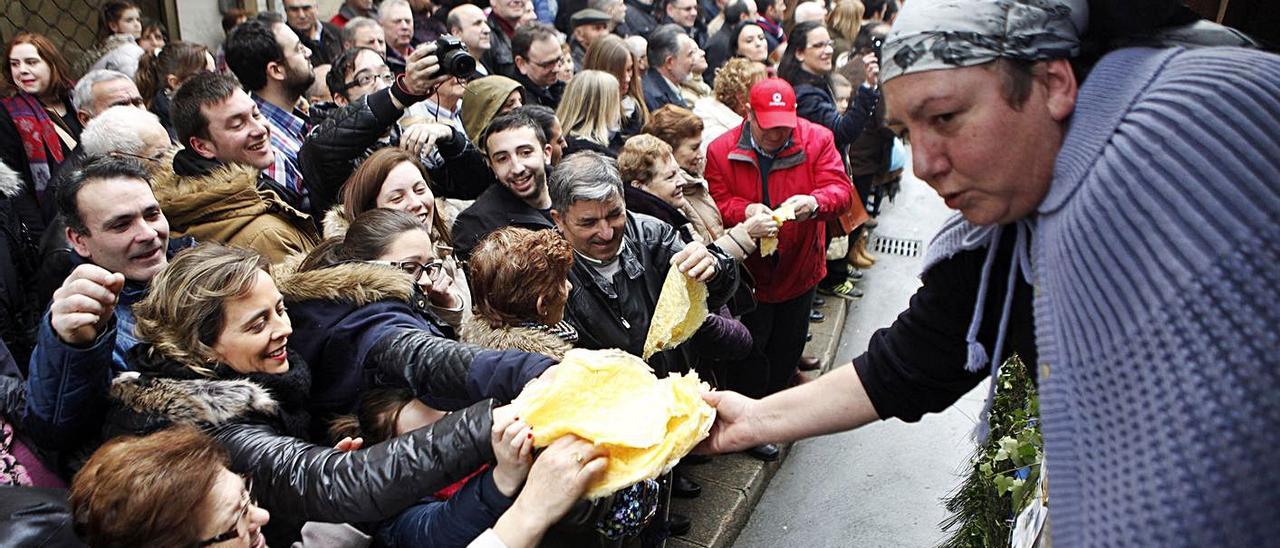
[769,92,785,106]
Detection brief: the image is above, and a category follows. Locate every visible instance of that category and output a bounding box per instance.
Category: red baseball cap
[749,78,798,129]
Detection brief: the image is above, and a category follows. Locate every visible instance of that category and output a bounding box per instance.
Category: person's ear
[77,110,92,127]
[550,208,565,231]
[333,92,349,107]
[1041,58,1078,123]
[188,135,218,160]
[66,225,91,258]
[267,59,287,83]
[628,178,644,188]
[543,142,553,160]
[165,74,181,91]
[535,294,548,320]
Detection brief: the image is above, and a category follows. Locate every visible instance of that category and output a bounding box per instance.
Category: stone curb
[670,295,850,548]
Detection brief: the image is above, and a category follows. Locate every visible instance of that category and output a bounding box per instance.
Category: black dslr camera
[435,35,477,78]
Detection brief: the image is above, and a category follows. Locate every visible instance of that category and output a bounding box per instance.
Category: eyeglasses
[807,40,834,50]
[370,259,445,282]
[344,71,395,89]
[112,146,173,165]
[529,55,563,70]
[197,475,255,546]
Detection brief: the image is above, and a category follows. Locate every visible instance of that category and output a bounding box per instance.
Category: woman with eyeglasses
[94,242,550,545]
[71,425,274,548]
[328,147,470,327]
[283,209,551,445]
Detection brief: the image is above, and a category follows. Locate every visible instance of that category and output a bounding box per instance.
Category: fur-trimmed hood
[109,372,279,427]
[152,162,311,229]
[275,259,415,307]
[459,316,573,361]
[322,206,350,239]
[0,159,21,200]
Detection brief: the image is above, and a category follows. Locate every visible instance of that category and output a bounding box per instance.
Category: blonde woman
[827,0,866,67]
[555,70,623,157]
[583,34,649,137]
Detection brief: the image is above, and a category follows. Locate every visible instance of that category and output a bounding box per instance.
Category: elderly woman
[556,70,624,157]
[692,58,767,149]
[328,147,470,327]
[100,242,544,545]
[461,227,576,360]
[71,426,275,547]
[2,32,81,239]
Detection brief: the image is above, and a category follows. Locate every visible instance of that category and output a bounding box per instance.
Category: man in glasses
[511,22,566,110]
[326,47,396,107]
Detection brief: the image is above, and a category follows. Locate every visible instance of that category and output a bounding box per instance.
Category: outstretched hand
[671,241,718,282]
[694,390,763,455]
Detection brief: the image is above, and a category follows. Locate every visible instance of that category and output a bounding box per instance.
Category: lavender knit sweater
[1033,47,1280,545]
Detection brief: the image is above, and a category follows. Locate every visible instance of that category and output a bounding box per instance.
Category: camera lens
[443,50,476,77]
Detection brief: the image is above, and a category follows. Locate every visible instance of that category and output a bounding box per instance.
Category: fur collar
[109,372,279,427]
[275,260,414,306]
[151,161,311,225]
[0,159,21,199]
[322,206,349,239]
[459,316,573,361]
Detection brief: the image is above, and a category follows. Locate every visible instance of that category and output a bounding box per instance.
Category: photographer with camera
[301,38,492,217]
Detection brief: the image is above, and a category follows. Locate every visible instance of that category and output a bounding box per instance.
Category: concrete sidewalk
[670,294,850,548]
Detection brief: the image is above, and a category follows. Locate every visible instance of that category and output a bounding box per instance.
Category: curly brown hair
[641,104,703,150]
[133,243,270,374]
[712,57,768,117]
[617,134,673,186]
[468,227,573,327]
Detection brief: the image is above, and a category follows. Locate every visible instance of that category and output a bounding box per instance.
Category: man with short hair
[342,16,387,52]
[79,106,171,161]
[792,0,826,25]
[484,0,529,78]
[704,78,852,408]
[513,104,566,166]
[447,4,493,75]
[325,47,395,108]
[26,157,191,446]
[379,0,417,73]
[698,1,1280,544]
[756,0,785,47]
[225,16,315,209]
[329,0,377,28]
[512,23,566,109]
[451,112,556,261]
[664,0,708,47]
[70,70,146,127]
[284,0,343,66]
[644,25,695,110]
[569,9,612,70]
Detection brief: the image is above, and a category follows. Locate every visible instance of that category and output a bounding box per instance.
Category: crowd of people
[2,0,1276,546]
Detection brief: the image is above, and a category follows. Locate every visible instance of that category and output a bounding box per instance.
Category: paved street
[735,166,990,547]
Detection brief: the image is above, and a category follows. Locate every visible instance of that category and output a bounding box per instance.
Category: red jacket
[705,118,853,303]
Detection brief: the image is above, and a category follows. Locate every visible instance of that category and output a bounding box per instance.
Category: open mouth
[131,246,162,262]
[508,171,534,193]
[247,138,269,153]
[264,344,288,362]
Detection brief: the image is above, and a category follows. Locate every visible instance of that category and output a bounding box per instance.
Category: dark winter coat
[513,71,565,110]
[791,70,879,151]
[277,260,554,439]
[0,161,39,369]
[624,0,660,38]
[564,212,740,377]
[297,87,490,217]
[642,67,689,113]
[106,345,500,546]
[451,181,555,262]
[482,15,517,78]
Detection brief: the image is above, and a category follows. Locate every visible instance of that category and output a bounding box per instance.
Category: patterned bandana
[881,0,1089,83]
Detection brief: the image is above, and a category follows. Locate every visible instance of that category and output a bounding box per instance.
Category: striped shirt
[254,94,307,194]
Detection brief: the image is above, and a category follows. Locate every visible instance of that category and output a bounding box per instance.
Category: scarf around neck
[1,92,70,202]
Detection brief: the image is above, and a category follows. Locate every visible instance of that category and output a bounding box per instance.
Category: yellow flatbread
[759,204,797,257]
[513,349,716,499]
[641,265,708,360]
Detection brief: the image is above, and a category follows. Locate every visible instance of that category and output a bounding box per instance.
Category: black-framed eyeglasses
[197,474,254,546]
[529,55,563,70]
[344,71,395,90]
[370,259,445,282]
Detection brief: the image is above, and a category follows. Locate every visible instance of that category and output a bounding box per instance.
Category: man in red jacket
[705,78,853,418]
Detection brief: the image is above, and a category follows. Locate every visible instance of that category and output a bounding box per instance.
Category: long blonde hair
[556,70,622,147]
[827,0,865,44]
[583,35,648,126]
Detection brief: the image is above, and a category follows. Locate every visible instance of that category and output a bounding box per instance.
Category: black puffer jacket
[564,212,740,377]
[106,347,497,546]
[297,87,491,217]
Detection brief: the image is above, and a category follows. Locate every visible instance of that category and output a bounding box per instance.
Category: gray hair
[343,17,381,44]
[81,106,164,157]
[72,69,133,115]
[647,24,684,70]
[549,151,624,214]
[587,0,622,11]
[378,0,412,22]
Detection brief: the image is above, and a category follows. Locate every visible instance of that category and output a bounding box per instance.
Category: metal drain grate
[870,235,923,257]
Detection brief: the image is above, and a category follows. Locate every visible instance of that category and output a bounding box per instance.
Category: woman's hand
[333,436,364,452]
[490,435,608,548]
[491,414,534,497]
[741,212,779,239]
[422,264,462,309]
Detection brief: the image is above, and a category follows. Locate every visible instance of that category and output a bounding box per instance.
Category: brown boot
[848,232,874,269]
[857,232,877,266]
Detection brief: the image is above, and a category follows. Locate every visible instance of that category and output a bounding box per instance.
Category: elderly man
[568,9,613,70]
[448,4,493,75]
[698,0,1280,544]
[379,0,417,73]
[342,16,387,52]
[71,70,145,127]
[284,0,343,66]
[644,25,696,110]
[79,107,170,161]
